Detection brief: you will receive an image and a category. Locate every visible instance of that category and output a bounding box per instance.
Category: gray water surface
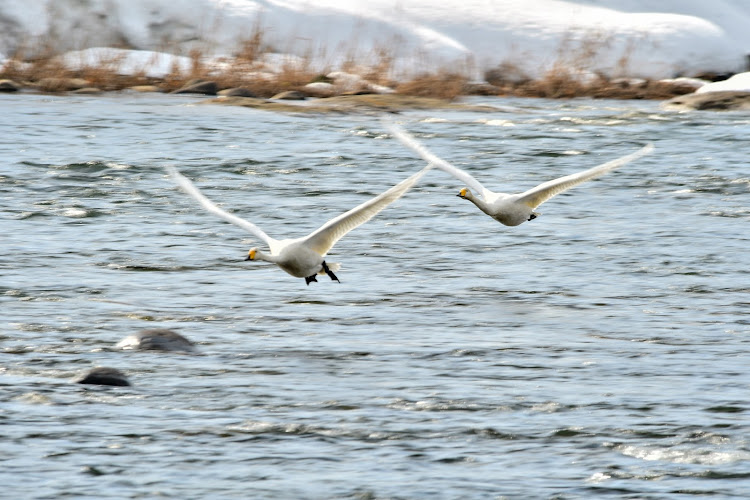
[1,93,749,499]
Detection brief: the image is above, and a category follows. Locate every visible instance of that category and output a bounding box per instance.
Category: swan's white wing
[516,143,654,209]
[386,122,488,197]
[167,166,276,246]
[303,164,433,256]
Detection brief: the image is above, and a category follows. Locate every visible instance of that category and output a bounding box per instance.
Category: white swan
[387,123,653,226]
[167,164,432,285]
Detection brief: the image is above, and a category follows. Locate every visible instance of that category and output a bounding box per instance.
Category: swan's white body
[387,123,653,226]
[168,164,432,284]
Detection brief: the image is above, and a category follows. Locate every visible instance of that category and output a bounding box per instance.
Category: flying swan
[387,123,653,226]
[167,164,432,285]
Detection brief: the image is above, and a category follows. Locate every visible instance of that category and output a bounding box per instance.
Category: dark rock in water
[74,367,130,386]
[116,328,196,352]
[218,87,258,97]
[172,80,218,95]
[662,91,750,111]
[271,90,306,100]
[0,79,21,92]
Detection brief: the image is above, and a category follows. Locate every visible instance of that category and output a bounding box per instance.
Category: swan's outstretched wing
[386,122,488,197]
[516,143,654,209]
[167,167,275,246]
[303,164,433,256]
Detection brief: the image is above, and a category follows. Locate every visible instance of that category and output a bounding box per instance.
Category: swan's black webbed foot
[528,213,538,221]
[322,261,340,283]
[305,275,318,285]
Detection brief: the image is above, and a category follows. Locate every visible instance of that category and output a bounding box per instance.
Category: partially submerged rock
[116,328,196,353]
[218,87,257,97]
[662,91,750,111]
[74,367,130,386]
[271,90,306,100]
[172,79,218,95]
[0,79,21,92]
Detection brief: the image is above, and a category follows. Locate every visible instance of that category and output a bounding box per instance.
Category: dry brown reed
[395,71,469,100]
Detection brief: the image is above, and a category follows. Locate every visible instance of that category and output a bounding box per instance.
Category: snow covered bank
[696,72,750,93]
[1,1,749,82]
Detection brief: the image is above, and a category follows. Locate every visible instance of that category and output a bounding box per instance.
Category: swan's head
[457,187,472,199]
[245,247,258,261]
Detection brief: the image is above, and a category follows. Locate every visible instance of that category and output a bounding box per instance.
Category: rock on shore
[662,91,750,111]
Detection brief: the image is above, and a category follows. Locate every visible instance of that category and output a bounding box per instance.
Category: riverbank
[4,42,749,113]
[0,53,705,102]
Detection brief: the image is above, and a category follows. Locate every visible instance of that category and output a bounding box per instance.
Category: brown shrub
[514,68,589,98]
[395,71,468,100]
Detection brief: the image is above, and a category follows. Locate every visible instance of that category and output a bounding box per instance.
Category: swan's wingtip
[165,165,184,181]
[382,120,404,139]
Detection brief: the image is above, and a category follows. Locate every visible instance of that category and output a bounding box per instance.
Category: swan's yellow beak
[245,249,256,261]
[457,188,468,198]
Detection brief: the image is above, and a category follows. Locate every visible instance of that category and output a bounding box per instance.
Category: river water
[1,92,748,499]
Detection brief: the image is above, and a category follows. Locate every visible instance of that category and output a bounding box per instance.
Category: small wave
[559,116,626,126]
[476,118,515,127]
[14,211,51,220]
[106,162,133,170]
[585,471,612,483]
[226,419,387,442]
[703,209,749,218]
[54,161,115,172]
[387,398,494,412]
[617,444,750,465]
[102,263,196,272]
[61,207,89,218]
[13,392,55,405]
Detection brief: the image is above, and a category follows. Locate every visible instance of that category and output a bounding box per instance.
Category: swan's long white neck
[250,248,279,264]
[462,189,492,215]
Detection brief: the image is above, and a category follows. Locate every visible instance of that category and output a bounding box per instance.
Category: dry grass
[0,22,703,100]
[482,30,697,100]
[508,73,695,99]
[395,71,469,100]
